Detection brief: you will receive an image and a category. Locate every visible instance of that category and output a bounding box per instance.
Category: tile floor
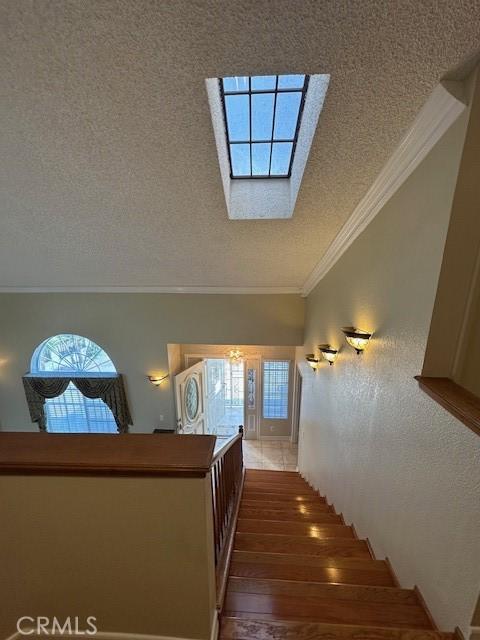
[243,439,298,471]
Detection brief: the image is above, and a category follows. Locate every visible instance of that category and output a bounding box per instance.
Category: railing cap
[0,433,217,478]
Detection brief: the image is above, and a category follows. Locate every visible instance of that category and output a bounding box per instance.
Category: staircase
[220,469,454,640]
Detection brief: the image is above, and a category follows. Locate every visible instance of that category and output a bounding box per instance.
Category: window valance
[22,375,132,433]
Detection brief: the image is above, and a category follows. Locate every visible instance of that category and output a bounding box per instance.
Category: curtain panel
[22,375,132,433]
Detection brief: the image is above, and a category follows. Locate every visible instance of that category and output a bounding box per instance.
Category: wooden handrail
[210,425,244,609]
[0,433,217,477]
[212,426,244,463]
[415,376,480,437]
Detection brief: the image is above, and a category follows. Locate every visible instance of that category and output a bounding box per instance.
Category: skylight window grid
[220,75,309,179]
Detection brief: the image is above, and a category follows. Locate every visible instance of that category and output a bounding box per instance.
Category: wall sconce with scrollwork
[341,327,373,354]
[319,344,339,366]
[306,354,320,372]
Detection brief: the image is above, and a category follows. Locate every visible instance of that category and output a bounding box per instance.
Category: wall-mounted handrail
[210,426,244,609]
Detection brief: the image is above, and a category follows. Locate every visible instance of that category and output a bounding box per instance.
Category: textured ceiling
[1,1,479,290]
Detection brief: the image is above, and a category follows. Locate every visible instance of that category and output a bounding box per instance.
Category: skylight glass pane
[222,76,249,93]
[220,74,309,178]
[252,143,271,176]
[278,74,305,89]
[274,92,302,139]
[252,93,274,141]
[225,94,249,141]
[230,143,250,176]
[251,75,276,91]
[270,142,293,175]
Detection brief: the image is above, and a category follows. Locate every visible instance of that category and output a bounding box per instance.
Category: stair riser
[239,509,342,523]
[240,500,332,512]
[229,561,396,586]
[236,520,354,538]
[243,483,319,495]
[235,534,371,558]
[224,592,431,628]
[227,577,419,604]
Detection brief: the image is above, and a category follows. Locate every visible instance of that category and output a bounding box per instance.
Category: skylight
[220,75,309,179]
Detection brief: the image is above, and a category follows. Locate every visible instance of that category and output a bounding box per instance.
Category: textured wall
[423,69,480,382]
[298,109,480,633]
[0,293,303,432]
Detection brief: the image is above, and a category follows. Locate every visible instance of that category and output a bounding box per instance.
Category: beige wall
[0,474,217,639]
[458,271,480,396]
[298,99,480,634]
[180,344,296,438]
[0,293,303,432]
[423,69,480,387]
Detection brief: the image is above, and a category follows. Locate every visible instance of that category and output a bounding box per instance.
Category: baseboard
[6,630,215,640]
[259,435,291,441]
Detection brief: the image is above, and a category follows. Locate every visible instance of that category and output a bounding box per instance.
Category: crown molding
[0,285,302,295]
[302,80,468,297]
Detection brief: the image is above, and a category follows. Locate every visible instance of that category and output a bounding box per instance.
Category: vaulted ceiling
[1,1,479,291]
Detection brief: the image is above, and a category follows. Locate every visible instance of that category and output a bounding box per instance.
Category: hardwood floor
[220,469,448,640]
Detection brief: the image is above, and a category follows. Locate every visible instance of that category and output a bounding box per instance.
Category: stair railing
[210,425,244,608]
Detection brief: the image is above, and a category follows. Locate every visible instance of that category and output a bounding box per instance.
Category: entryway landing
[243,440,298,471]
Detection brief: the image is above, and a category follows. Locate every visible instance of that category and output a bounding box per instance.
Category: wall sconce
[341,327,373,354]
[319,344,338,366]
[148,374,169,387]
[306,354,320,372]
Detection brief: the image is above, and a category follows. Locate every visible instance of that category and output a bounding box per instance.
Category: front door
[174,361,206,434]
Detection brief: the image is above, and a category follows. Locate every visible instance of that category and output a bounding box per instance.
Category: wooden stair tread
[239,508,342,523]
[227,577,419,604]
[246,470,300,477]
[235,532,371,558]
[230,560,396,586]
[243,483,320,495]
[240,499,332,512]
[223,592,432,628]
[242,492,326,503]
[236,519,354,538]
[220,617,452,640]
[232,550,390,571]
[244,473,303,484]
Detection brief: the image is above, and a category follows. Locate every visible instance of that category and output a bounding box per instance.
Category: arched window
[31,334,118,433]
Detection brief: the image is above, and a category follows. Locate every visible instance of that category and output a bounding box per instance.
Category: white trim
[7,617,219,640]
[259,435,292,441]
[6,634,206,640]
[301,80,467,296]
[73,634,200,640]
[0,286,301,295]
